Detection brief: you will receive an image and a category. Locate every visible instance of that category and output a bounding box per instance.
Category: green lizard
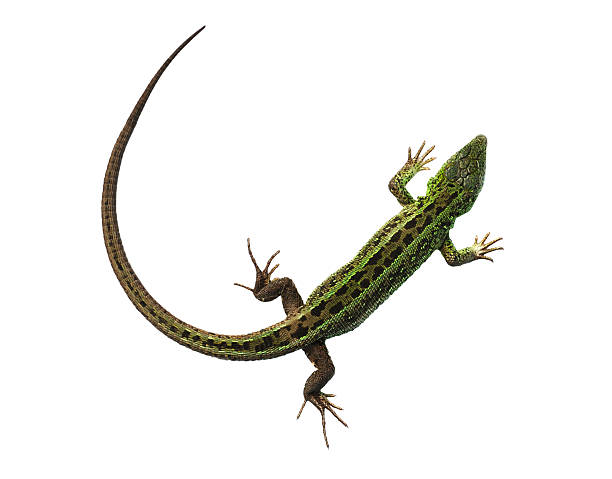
[102,26,503,447]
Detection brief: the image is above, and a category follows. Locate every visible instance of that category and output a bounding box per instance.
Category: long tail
[102,26,302,360]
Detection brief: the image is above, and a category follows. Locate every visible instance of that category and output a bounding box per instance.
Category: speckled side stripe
[290,188,461,339]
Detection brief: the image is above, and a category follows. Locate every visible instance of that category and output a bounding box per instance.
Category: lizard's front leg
[234,238,304,315]
[440,232,503,266]
[297,340,347,448]
[388,140,436,206]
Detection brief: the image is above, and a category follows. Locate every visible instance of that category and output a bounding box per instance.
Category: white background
[2,1,611,477]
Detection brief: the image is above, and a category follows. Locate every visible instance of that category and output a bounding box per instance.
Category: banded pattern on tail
[101,26,306,360]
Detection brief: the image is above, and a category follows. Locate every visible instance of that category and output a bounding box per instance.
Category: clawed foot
[472,232,503,262]
[406,140,436,173]
[297,392,348,448]
[234,238,280,294]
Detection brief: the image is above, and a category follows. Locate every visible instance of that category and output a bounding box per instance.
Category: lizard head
[427,134,487,215]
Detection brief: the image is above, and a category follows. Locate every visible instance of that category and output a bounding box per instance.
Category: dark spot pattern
[366,250,383,266]
[352,270,366,282]
[372,266,384,280]
[290,323,309,339]
[329,303,344,315]
[311,300,328,317]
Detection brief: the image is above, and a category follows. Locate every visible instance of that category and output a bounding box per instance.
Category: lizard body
[102,26,503,446]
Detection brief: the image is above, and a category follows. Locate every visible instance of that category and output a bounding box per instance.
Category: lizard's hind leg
[234,238,304,315]
[298,341,348,448]
[235,240,347,446]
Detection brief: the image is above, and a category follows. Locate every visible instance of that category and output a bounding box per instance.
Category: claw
[321,413,329,448]
[484,237,503,249]
[296,399,308,420]
[481,247,504,255]
[422,144,435,159]
[233,282,254,291]
[414,140,425,159]
[234,238,282,294]
[472,233,504,262]
[246,238,257,268]
[297,392,348,448]
[263,250,280,273]
[406,141,436,173]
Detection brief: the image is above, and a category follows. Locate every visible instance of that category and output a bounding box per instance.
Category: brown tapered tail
[101,26,304,361]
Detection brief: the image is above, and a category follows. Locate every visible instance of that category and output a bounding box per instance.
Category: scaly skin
[102,27,503,446]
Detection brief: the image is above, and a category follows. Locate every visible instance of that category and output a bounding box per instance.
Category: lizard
[102,25,503,447]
